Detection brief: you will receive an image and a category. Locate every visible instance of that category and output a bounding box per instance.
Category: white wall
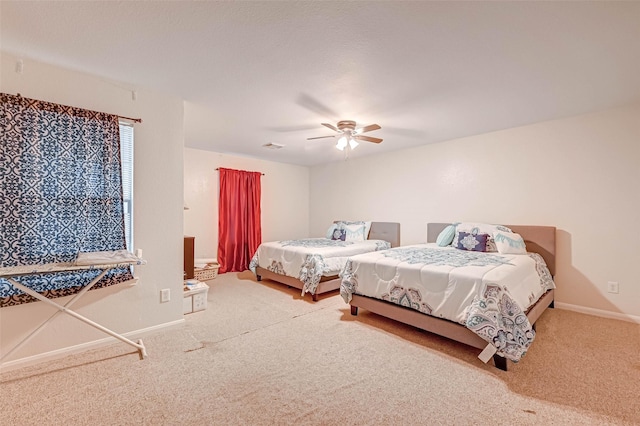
[310,104,640,321]
[184,149,309,260]
[0,52,185,367]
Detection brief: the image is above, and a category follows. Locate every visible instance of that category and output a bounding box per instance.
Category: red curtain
[217,168,262,273]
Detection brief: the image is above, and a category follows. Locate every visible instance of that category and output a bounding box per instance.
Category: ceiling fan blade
[357,124,381,133]
[321,123,339,132]
[383,126,425,138]
[296,93,339,118]
[307,135,336,140]
[266,124,321,132]
[354,135,383,144]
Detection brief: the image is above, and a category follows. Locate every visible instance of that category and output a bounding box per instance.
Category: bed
[250,222,400,301]
[341,223,556,370]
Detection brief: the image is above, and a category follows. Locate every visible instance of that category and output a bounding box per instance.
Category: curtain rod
[215,168,265,176]
[119,116,142,123]
[15,93,142,123]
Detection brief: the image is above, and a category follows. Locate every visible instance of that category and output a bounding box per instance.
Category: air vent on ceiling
[262,143,284,150]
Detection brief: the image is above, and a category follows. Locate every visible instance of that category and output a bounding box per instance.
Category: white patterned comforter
[340,244,555,362]
[249,238,390,295]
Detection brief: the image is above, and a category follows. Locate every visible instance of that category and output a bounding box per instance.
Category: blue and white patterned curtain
[0,93,133,307]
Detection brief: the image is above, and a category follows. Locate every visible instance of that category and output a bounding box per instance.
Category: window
[119,123,134,252]
[0,94,135,307]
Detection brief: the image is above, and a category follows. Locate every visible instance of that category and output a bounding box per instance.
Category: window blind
[119,123,134,251]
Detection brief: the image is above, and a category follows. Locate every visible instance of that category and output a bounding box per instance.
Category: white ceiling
[2,1,639,166]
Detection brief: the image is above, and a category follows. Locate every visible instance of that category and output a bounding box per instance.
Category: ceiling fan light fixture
[309,120,382,149]
[336,135,348,151]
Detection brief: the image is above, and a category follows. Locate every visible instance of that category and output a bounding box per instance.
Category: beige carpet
[1,271,639,425]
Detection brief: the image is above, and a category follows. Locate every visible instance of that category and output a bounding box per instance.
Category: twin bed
[250,222,555,370]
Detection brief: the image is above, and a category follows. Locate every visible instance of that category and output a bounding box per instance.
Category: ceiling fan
[307,120,382,150]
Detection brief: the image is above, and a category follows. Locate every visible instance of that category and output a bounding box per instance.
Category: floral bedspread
[249,238,390,295]
[340,244,555,362]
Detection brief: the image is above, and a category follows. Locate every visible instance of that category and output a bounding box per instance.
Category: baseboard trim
[0,318,185,372]
[556,302,640,324]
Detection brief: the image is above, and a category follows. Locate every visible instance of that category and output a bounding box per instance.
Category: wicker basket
[194,263,219,281]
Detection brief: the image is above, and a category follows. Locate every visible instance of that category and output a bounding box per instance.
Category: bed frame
[255,222,401,301]
[349,223,556,371]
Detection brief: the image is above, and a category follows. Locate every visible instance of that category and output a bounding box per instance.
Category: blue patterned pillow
[451,223,512,252]
[330,227,347,241]
[436,224,457,246]
[326,224,337,239]
[457,232,489,252]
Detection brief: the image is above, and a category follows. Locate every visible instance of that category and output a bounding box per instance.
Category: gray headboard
[369,222,401,248]
[427,223,556,276]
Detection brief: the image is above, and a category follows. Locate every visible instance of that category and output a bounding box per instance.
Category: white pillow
[343,223,366,241]
[363,221,372,239]
[335,221,371,242]
[494,231,527,254]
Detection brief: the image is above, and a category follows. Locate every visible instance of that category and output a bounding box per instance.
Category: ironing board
[0,250,148,361]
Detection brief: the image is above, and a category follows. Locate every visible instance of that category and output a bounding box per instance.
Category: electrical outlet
[607,281,619,294]
[160,288,171,302]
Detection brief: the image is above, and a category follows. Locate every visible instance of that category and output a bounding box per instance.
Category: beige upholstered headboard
[369,222,401,248]
[427,223,556,276]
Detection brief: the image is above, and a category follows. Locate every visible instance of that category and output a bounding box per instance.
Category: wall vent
[262,143,284,149]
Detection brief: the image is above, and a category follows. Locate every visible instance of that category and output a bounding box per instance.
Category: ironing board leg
[1,270,109,362]
[4,277,148,360]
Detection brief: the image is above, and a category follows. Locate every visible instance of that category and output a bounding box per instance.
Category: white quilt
[340,244,555,361]
[249,238,390,295]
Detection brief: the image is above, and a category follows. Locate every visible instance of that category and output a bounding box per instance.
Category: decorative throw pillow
[342,223,367,241]
[330,227,347,241]
[436,224,457,246]
[456,232,489,252]
[335,220,371,242]
[326,224,337,239]
[451,223,512,252]
[362,221,373,239]
[494,231,527,254]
